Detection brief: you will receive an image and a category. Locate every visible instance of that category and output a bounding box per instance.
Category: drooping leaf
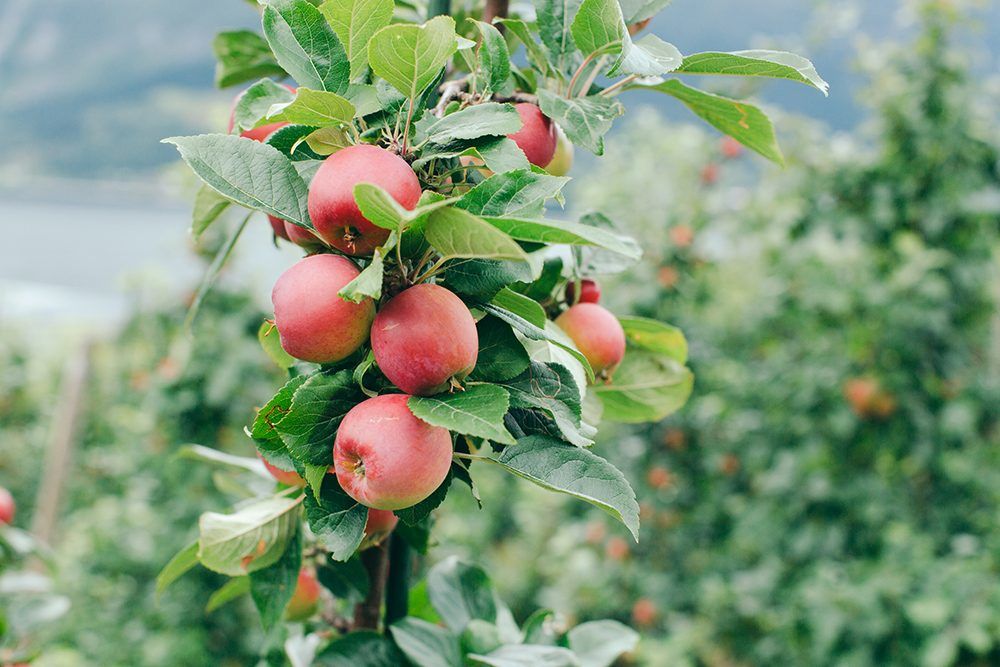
[390,617,463,667]
[493,436,640,539]
[319,0,394,79]
[483,304,594,381]
[394,473,453,527]
[156,541,199,595]
[618,316,688,364]
[317,555,370,601]
[213,30,287,88]
[498,361,590,447]
[205,576,250,613]
[536,90,624,155]
[339,246,386,303]
[266,88,356,126]
[163,134,312,229]
[457,170,569,218]
[426,557,499,633]
[593,348,693,423]
[425,208,530,263]
[262,0,351,94]
[304,477,367,561]
[613,34,683,77]
[232,78,296,132]
[368,16,458,100]
[249,524,302,628]
[676,50,829,95]
[191,185,231,239]
[198,495,304,576]
[639,79,784,164]
[482,216,640,259]
[276,370,362,466]
[408,385,515,444]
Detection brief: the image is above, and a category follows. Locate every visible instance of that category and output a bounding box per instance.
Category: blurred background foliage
[1,1,999,666]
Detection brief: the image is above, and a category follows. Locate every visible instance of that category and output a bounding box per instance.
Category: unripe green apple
[333,394,453,510]
[555,303,626,376]
[271,255,375,363]
[285,569,321,621]
[307,145,421,256]
[509,103,557,167]
[0,486,15,525]
[545,125,574,176]
[371,284,478,396]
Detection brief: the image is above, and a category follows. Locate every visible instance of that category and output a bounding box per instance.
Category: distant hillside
[0,0,996,184]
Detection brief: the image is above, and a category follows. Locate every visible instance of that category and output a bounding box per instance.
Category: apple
[0,486,15,525]
[283,221,327,250]
[627,18,651,36]
[271,254,375,363]
[362,509,399,547]
[333,394,453,510]
[566,279,601,305]
[545,125,573,176]
[646,466,672,489]
[555,303,626,376]
[269,216,290,241]
[508,103,557,167]
[605,536,630,561]
[721,136,744,159]
[307,144,421,255]
[632,598,658,627]
[700,163,720,185]
[285,568,321,621]
[669,225,694,248]
[844,377,896,419]
[371,284,478,396]
[258,452,306,487]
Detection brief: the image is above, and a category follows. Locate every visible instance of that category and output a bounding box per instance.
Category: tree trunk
[352,544,389,630]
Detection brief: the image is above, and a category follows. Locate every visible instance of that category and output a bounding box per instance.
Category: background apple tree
[157,0,826,663]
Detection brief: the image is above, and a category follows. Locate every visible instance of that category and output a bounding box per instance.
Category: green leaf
[482,216,640,259]
[593,348,693,423]
[441,259,535,300]
[494,436,639,540]
[354,183,458,234]
[618,316,687,364]
[490,288,547,328]
[570,0,625,59]
[191,185,231,240]
[267,124,329,161]
[232,78,296,132]
[394,473,453,526]
[156,541,199,595]
[535,0,583,74]
[249,525,302,628]
[470,317,530,382]
[317,555,370,601]
[499,361,590,447]
[276,370,362,465]
[676,50,829,95]
[408,385,515,444]
[423,103,523,149]
[619,0,672,24]
[391,617,462,667]
[213,30,286,88]
[198,495,304,576]
[640,79,784,164]
[468,645,580,667]
[574,211,641,275]
[468,20,511,95]
[427,557,498,633]
[496,18,557,79]
[258,320,297,369]
[184,211,250,332]
[425,208,530,262]
[536,90,623,155]
[163,134,312,229]
[337,246,386,303]
[262,0,351,94]
[613,34,683,77]
[303,126,353,155]
[566,620,639,667]
[368,16,458,100]
[205,576,250,613]
[316,630,406,666]
[457,170,569,218]
[304,478,368,561]
[483,305,594,381]
[250,374,308,465]
[179,444,268,475]
[319,0,394,79]
[468,138,531,173]
[266,88,356,126]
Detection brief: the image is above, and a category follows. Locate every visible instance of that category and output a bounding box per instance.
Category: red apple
[627,18,651,36]
[258,452,306,487]
[508,103,557,167]
[285,569,321,621]
[284,221,327,250]
[721,136,744,159]
[307,145,421,256]
[0,486,15,525]
[371,284,478,396]
[269,216,290,241]
[555,303,626,376]
[632,598,658,627]
[364,509,399,542]
[566,279,601,304]
[271,255,375,363]
[333,394,453,510]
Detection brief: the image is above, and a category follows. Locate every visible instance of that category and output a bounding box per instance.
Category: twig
[600,74,639,97]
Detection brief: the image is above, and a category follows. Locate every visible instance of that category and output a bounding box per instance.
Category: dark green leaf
[470,317,530,382]
[408,385,515,444]
[316,630,407,666]
[262,0,351,94]
[423,103,523,150]
[266,124,328,161]
[276,370,361,465]
[482,215,640,258]
[391,617,463,667]
[251,374,308,465]
[425,208,530,262]
[570,0,625,59]
[394,471,453,527]
[427,557,498,633]
[249,524,302,628]
[213,30,287,88]
[469,20,511,95]
[440,259,535,299]
[317,555,370,601]
[535,0,583,74]
[490,288,547,328]
[457,170,569,218]
[499,362,590,447]
[205,576,250,613]
[304,477,367,561]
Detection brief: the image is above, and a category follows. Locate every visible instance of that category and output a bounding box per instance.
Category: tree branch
[352,544,390,630]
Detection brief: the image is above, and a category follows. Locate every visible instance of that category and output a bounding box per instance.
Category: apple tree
[158,0,826,663]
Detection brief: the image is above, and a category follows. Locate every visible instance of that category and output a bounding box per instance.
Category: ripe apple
[269,216,290,241]
[508,103,557,167]
[566,279,601,305]
[844,377,896,419]
[632,598,658,627]
[371,284,478,396]
[646,466,672,489]
[271,254,375,363]
[627,18,651,36]
[669,224,694,248]
[362,509,398,547]
[257,452,306,487]
[285,568,321,621]
[605,536,630,561]
[721,136,744,159]
[545,125,574,176]
[555,303,626,376]
[333,394,453,510]
[0,486,15,525]
[283,221,327,250]
[700,163,720,185]
[307,144,421,255]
